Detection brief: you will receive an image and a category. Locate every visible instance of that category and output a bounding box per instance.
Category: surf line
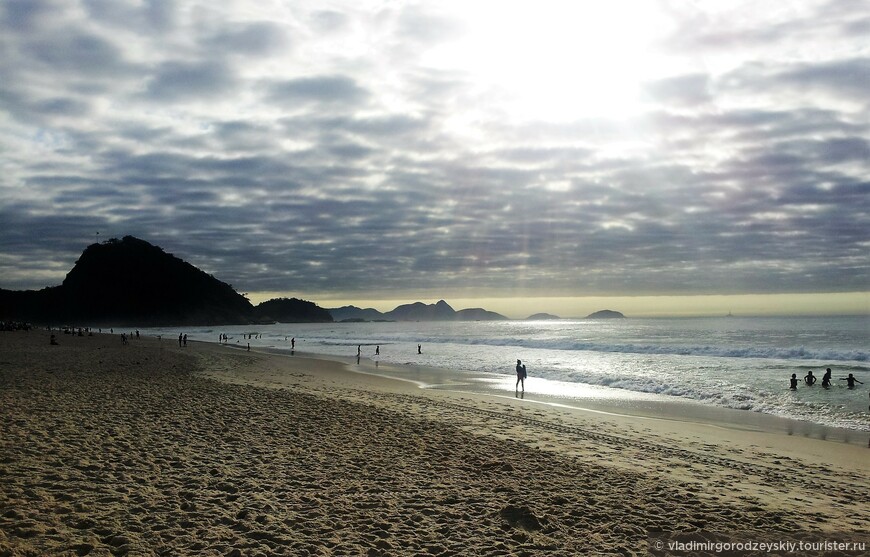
[444,390,759,432]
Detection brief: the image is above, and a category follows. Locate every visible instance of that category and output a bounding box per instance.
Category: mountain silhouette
[328,305,388,322]
[526,313,561,320]
[585,309,625,319]
[255,298,333,323]
[0,236,257,325]
[386,300,457,321]
[328,301,507,321]
[1,237,325,326]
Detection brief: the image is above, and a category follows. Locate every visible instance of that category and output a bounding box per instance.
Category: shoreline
[203,339,870,486]
[256,344,870,446]
[2,330,868,555]
[143,317,870,435]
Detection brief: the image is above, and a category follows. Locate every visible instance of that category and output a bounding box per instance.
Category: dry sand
[1,330,868,556]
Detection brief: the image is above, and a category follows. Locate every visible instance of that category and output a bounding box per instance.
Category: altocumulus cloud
[0,0,867,302]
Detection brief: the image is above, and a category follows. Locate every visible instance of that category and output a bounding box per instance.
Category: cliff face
[1,236,257,326]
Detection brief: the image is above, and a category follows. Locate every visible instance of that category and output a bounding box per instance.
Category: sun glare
[427,1,673,122]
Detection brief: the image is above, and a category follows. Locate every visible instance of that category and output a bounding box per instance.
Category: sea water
[142,316,869,432]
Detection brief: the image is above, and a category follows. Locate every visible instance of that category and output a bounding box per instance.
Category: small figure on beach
[789,374,798,389]
[839,373,863,389]
[357,345,361,357]
[821,368,832,388]
[50,334,59,345]
[804,370,816,386]
[291,337,295,350]
[135,330,140,340]
[418,344,422,354]
[182,334,188,347]
[375,345,380,356]
[516,360,527,393]
[178,333,183,347]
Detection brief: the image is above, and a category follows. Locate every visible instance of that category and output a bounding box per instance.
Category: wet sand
[1,330,868,556]
[309,352,870,446]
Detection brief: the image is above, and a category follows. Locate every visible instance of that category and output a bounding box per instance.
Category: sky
[1,0,868,318]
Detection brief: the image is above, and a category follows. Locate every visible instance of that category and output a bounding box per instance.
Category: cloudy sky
[1,0,868,316]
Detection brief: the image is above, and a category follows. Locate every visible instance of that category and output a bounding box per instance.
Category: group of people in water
[791,368,863,389]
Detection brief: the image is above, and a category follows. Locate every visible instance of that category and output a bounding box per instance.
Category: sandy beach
[1,330,868,556]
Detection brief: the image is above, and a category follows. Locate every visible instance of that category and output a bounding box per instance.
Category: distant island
[526,313,561,320]
[585,310,625,319]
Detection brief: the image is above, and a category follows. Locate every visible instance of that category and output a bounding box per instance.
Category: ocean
[141,315,869,432]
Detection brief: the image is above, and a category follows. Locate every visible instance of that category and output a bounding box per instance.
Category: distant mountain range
[328,300,507,322]
[0,236,622,325]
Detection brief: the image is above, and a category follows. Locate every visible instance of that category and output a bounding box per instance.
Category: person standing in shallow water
[839,373,863,389]
[804,370,816,386]
[821,368,832,388]
[789,374,798,389]
[516,360,526,393]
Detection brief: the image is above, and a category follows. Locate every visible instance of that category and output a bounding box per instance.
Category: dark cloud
[82,0,176,33]
[24,31,132,78]
[144,59,237,101]
[267,76,369,106]
[204,21,289,57]
[777,57,870,99]
[1,0,62,33]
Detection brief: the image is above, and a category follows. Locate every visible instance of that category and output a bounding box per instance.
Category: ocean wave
[588,343,870,362]
[416,336,869,362]
[546,371,870,431]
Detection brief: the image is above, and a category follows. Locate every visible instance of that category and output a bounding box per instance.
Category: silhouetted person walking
[516,360,527,393]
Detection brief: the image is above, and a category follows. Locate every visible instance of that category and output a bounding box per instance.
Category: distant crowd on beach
[790,368,864,390]
[1,321,32,331]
